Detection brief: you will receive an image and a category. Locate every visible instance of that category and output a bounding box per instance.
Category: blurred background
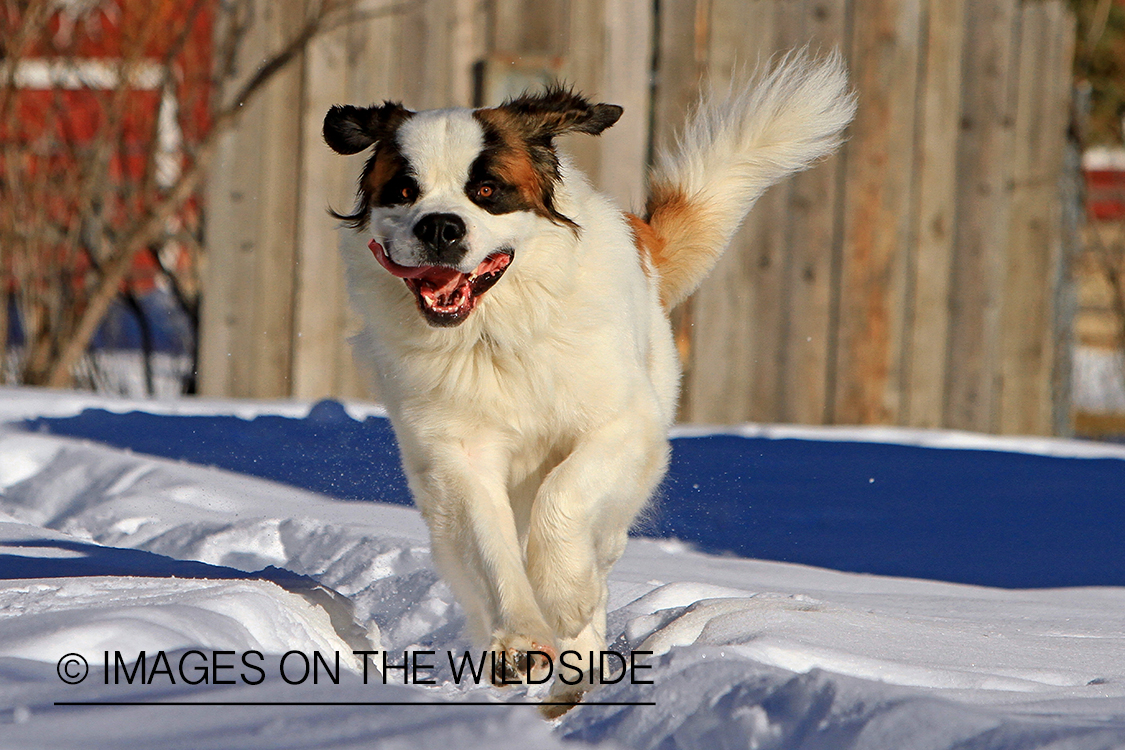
[2,0,1124,440]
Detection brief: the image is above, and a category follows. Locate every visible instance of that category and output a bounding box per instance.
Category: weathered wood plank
[999,0,1073,435]
[1050,6,1079,436]
[744,0,802,424]
[597,0,653,210]
[291,16,353,400]
[832,0,922,425]
[197,114,262,396]
[997,0,1050,434]
[396,0,443,109]
[560,0,607,185]
[199,0,304,398]
[1042,0,1077,432]
[944,0,1019,432]
[901,0,965,428]
[199,3,258,397]
[493,0,565,55]
[776,0,850,426]
[449,0,488,107]
[344,5,399,104]
[650,0,707,420]
[683,0,778,423]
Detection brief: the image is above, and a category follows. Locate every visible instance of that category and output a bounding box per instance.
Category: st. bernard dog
[323,51,855,713]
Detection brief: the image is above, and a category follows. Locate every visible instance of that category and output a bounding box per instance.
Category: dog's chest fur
[345,180,673,437]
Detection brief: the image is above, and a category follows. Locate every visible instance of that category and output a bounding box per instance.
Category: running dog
[323,51,855,711]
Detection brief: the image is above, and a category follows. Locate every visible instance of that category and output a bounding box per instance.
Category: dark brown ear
[498,85,622,138]
[323,102,413,155]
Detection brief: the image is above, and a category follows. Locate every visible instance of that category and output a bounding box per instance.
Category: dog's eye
[472,182,498,203]
[381,175,419,206]
[397,179,418,203]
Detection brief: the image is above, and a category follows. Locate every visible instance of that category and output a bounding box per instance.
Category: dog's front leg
[407,440,556,681]
[526,416,670,648]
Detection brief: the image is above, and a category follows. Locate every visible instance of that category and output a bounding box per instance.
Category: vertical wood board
[902,0,965,428]
[999,0,1073,435]
[944,0,1020,432]
[291,19,354,400]
[777,0,850,425]
[199,0,305,398]
[598,0,653,211]
[683,0,778,423]
[832,0,923,425]
[650,0,707,420]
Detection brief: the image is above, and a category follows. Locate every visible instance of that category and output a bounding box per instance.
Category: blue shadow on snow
[23,400,1125,589]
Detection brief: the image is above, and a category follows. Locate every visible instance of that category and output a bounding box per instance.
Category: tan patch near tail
[625,212,662,280]
[638,183,726,310]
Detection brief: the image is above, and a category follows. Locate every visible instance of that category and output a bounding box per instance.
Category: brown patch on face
[471,107,576,229]
[497,150,545,212]
[362,143,407,201]
[477,111,545,206]
[324,102,415,229]
[330,136,419,229]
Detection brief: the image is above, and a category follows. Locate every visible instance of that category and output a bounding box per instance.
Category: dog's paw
[539,592,596,641]
[488,634,556,686]
[540,685,586,720]
[528,561,599,639]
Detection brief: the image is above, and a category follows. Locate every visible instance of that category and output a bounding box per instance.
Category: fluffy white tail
[640,50,856,309]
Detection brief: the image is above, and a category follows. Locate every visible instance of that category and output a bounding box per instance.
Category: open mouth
[368,239,513,327]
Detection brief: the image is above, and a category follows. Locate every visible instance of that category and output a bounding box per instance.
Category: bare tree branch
[7,0,412,390]
[44,0,367,387]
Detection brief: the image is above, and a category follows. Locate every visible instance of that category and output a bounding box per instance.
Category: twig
[44,0,368,387]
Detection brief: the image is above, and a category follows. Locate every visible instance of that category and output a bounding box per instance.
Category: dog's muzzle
[369,239,512,328]
[413,212,467,266]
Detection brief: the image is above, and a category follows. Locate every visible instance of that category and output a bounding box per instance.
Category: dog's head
[323,87,622,327]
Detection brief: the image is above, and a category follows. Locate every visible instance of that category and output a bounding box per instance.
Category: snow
[0,385,388,422]
[670,419,1125,460]
[1,387,1125,748]
[1074,347,1125,416]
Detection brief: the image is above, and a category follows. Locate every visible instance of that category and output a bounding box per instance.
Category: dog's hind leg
[526,416,670,645]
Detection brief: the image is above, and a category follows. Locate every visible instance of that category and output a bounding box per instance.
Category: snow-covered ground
[1075,346,1125,415]
[1,388,1124,749]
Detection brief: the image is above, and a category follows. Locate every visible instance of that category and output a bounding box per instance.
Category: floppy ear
[323,102,412,155]
[499,85,623,137]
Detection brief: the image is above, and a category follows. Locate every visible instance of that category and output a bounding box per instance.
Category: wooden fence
[198,0,1078,436]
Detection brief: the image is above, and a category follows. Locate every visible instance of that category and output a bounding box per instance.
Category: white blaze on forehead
[395,109,485,194]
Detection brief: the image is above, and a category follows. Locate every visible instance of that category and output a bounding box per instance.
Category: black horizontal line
[53,700,655,707]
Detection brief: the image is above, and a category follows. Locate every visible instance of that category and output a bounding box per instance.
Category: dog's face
[323,88,622,327]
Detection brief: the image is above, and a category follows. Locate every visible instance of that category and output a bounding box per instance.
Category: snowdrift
[1,387,1124,749]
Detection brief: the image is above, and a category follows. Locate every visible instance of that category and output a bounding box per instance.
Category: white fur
[344,157,675,686]
[337,52,853,698]
[650,50,857,306]
[374,109,541,274]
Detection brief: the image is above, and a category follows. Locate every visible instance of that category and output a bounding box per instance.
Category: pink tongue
[369,240,464,295]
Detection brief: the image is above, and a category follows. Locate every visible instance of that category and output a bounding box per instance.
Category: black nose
[413,213,466,255]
